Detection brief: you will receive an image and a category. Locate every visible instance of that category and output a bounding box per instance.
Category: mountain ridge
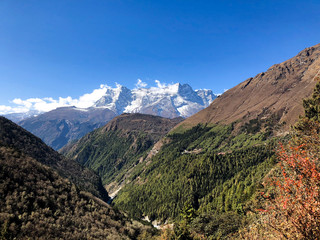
[0,137,155,239]
[0,116,109,201]
[176,43,320,131]
[14,83,215,150]
[100,43,320,229]
[93,83,216,118]
[61,113,183,196]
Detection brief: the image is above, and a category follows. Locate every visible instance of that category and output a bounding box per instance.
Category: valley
[1,43,320,239]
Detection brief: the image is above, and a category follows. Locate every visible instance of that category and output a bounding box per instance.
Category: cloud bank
[0,79,178,115]
[0,84,112,115]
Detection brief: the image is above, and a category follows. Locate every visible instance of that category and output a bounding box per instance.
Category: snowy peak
[196,89,216,106]
[4,83,217,121]
[94,83,217,118]
[94,85,133,114]
[177,84,204,104]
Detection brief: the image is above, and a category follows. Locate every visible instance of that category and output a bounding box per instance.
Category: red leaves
[263,141,320,239]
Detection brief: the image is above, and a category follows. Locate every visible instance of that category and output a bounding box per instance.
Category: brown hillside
[178,43,320,131]
[103,113,183,134]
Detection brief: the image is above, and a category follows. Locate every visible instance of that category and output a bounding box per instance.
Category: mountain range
[60,43,320,237]
[11,83,216,150]
[0,116,156,239]
[2,43,320,239]
[94,83,216,118]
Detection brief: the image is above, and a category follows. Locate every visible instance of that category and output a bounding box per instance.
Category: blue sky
[1,0,320,113]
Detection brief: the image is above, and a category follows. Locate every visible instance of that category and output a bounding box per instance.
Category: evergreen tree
[303,82,320,121]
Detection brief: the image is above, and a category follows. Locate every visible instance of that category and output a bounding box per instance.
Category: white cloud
[0,80,208,116]
[135,79,147,88]
[0,84,111,115]
[75,85,110,108]
[0,105,13,112]
[155,80,167,88]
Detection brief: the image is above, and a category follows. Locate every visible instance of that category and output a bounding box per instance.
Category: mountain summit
[94,83,216,118]
[15,83,215,149]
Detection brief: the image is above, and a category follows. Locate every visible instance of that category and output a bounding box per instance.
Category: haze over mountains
[11,83,216,150]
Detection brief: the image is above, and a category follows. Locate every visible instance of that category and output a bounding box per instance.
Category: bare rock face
[178,43,320,131]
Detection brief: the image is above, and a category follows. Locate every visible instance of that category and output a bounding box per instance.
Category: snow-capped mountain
[94,83,216,118]
[4,110,43,123]
[11,83,216,150]
[94,86,133,115]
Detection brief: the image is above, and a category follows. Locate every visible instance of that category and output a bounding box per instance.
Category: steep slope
[61,113,183,196]
[110,43,320,233]
[94,85,133,114]
[0,147,156,239]
[0,116,109,201]
[177,43,320,131]
[114,123,277,222]
[19,106,116,150]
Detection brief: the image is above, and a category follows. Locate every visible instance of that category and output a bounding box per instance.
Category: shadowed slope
[0,147,155,239]
[0,116,109,201]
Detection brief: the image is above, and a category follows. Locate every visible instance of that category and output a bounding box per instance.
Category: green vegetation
[114,121,278,231]
[237,81,320,239]
[70,129,154,184]
[63,114,182,195]
[0,147,157,239]
[0,116,109,201]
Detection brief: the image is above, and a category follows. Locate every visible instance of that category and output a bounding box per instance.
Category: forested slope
[0,116,109,201]
[62,113,182,195]
[113,121,278,225]
[0,146,156,239]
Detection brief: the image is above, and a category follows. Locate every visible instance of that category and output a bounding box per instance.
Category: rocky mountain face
[117,83,216,118]
[93,83,216,118]
[19,107,117,150]
[0,116,155,239]
[94,86,134,115]
[0,116,109,201]
[177,43,320,132]
[61,113,183,197]
[17,83,215,150]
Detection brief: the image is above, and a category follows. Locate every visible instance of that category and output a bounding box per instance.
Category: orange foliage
[262,140,320,239]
